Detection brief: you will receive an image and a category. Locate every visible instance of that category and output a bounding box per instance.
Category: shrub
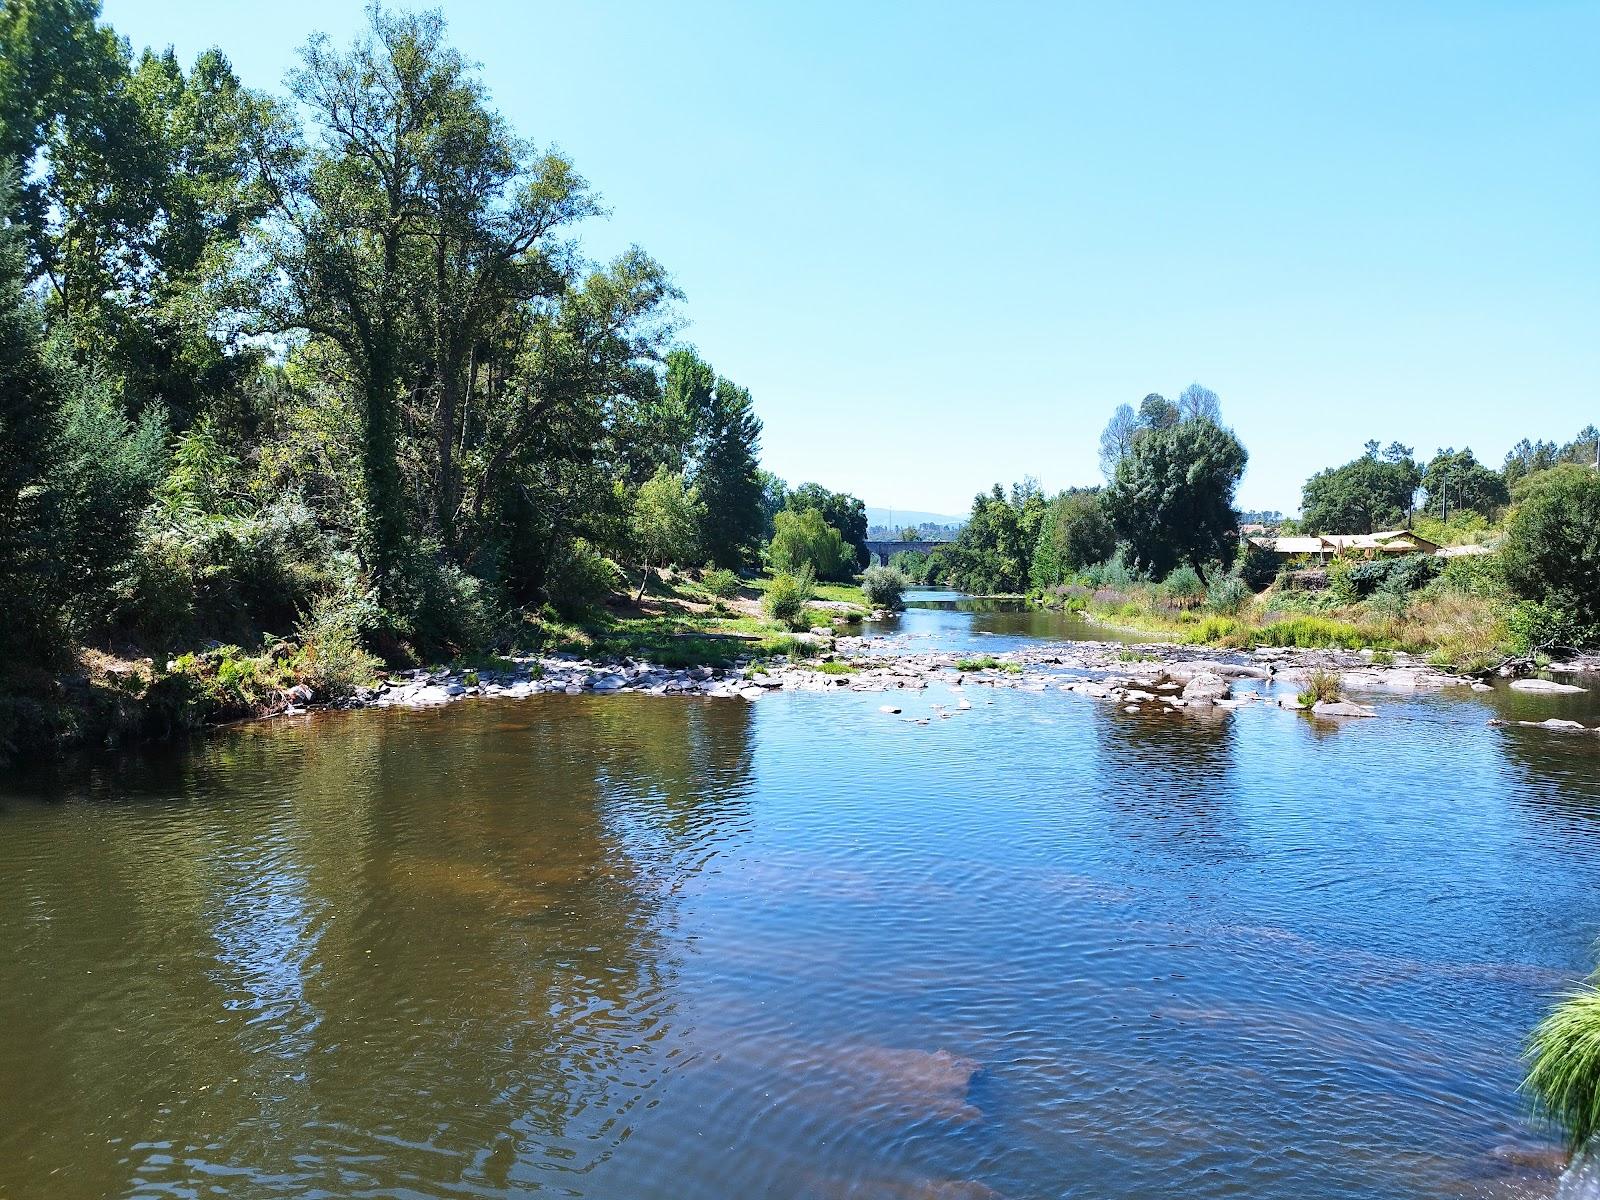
[702,566,740,598]
[294,591,383,697]
[1206,572,1250,615]
[1525,979,1600,1150]
[1238,540,1278,591]
[545,537,623,617]
[764,568,816,630]
[1186,615,1245,644]
[1297,668,1343,708]
[861,564,910,610]
[1438,552,1503,599]
[1163,564,1205,602]
[818,660,855,675]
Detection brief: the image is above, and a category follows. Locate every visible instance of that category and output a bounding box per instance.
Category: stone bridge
[863,539,951,567]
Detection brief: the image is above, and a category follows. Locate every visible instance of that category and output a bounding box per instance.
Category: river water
[4,600,1600,1199]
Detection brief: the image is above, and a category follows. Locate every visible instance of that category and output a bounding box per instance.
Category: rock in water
[1183,673,1231,702]
[1312,700,1377,718]
[1511,678,1587,693]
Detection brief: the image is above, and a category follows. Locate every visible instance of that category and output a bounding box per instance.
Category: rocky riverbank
[282,631,1583,727]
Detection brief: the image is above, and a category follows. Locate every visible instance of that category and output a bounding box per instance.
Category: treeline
[892,385,1248,594]
[0,3,877,728]
[891,387,1600,658]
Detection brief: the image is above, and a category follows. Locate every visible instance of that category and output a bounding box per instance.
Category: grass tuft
[1526,983,1600,1150]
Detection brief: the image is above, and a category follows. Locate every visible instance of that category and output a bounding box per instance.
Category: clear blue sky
[104,0,1599,516]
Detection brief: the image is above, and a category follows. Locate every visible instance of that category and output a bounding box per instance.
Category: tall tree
[1102,419,1247,581]
[1098,402,1139,480]
[1299,441,1420,534]
[1421,447,1508,521]
[694,377,764,568]
[787,482,868,571]
[1177,382,1221,424]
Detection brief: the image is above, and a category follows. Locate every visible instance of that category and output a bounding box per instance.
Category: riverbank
[0,569,875,761]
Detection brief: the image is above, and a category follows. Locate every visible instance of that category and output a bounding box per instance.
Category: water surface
[4,628,1600,1199]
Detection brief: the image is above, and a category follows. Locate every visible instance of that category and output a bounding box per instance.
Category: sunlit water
[860,589,1138,654]
[5,610,1600,1198]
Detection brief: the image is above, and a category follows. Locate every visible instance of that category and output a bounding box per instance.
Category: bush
[294,590,383,697]
[545,537,623,617]
[1297,668,1343,708]
[1205,572,1250,615]
[1163,564,1205,602]
[764,568,816,630]
[861,564,909,610]
[1238,540,1278,591]
[1438,552,1503,599]
[702,566,740,598]
[1185,615,1245,644]
[1525,979,1600,1150]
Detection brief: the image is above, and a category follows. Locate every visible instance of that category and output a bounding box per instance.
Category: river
[3,596,1600,1199]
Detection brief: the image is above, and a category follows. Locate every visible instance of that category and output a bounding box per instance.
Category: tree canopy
[1101,420,1247,581]
[1299,441,1420,534]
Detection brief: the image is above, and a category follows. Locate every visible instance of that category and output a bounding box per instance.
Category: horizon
[103,0,1600,514]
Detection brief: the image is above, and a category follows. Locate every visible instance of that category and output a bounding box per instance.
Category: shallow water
[861,589,1136,653]
[4,632,1600,1198]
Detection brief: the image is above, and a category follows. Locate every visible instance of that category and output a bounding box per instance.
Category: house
[1246,529,1442,563]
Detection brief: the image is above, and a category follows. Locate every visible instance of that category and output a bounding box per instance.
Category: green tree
[767,507,850,580]
[1098,402,1139,480]
[1300,441,1420,534]
[630,468,699,601]
[1420,447,1508,521]
[1030,489,1113,588]
[1500,465,1600,644]
[693,377,764,568]
[787,483,867,571]
[1102,419,1247,582]
[899,525,920,541]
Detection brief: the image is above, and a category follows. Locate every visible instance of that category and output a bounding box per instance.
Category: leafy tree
[629,347,714,481]
[1300,441,1420,534]
[630,468,699,600]
[767,507,850,580]
[693,377,764,568]
[787,483,867,571]
[1420,447,1507,521]
[1030,489,1113,588]
[0,166,64,662]
[756,469,788,541]
[1102,419,1248,582]
[1503,438,1560,488]
[899,525,921,541]
[1138,392,1179,430]
[944,483,1040,594]
[1500,465,1600,644]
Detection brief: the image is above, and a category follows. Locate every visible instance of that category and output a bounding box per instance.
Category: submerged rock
[1312,700,1378,718]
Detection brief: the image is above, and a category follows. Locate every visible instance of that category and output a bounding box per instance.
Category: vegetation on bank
[1526,979,1600,1154]
[0,4,889,758]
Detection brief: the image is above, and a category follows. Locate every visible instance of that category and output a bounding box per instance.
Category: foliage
[1298,668,1343,708]
[1237,539,1279,591]
[785,483,868,572]
[1102,419,1247,581]
[294,591,382,696]
[701,566,740,598]
[693,376,765,567]
[764,568,816,630]
[1163,564,1205,602]
[1031,488,1113,589]
[768,507,851,580]
[954,655,1021,673]
[1252,616,1374,650]
[1300,441,1420,534]
[1525,980,1600,1151]
[1205,572,1251,615]
[1421,447,1508,521]
[861,564,910,610]
[944,479,1046,594]
[1500,466,1600,647]
[544,538,623,618]
[631,468,701,600]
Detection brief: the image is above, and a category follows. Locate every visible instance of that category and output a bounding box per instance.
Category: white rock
[1312,700,1377,718]
[1510,678,1587,693]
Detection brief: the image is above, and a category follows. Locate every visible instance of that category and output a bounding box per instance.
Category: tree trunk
[635,559,653,603]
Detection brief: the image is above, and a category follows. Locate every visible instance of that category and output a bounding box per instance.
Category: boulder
[1521,718,1590,732]
[1312,700,1377,718]
[1183,673,1231,702]
[1510,678,1587,693]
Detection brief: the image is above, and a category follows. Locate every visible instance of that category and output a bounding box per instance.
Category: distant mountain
[865,507,967,530]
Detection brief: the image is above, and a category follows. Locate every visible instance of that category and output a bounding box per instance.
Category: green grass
[1296,668,1343,708]
[818,660,856,675]
[953,655,1022,674]
[1525,982,1600,1149]
[1249,616,1383,650]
